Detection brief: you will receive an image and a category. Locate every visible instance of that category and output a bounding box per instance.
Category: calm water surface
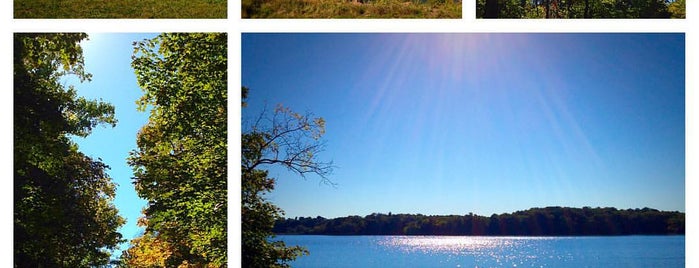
[277,235,684,267]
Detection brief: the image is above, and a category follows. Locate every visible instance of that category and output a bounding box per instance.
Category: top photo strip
[241,0,684,19]
[12,0,685,19]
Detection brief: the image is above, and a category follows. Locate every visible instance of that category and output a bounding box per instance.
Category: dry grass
[14,0,226,18]
[242,0,460,18]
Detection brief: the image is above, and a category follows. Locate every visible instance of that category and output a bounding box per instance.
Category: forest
[274,207,685,236]
[476,0,685,18]
[14,33,227,267]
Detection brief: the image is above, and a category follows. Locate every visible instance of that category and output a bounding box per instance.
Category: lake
[277,235,684,267]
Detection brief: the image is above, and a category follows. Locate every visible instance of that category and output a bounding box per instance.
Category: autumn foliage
[123,33,227,267]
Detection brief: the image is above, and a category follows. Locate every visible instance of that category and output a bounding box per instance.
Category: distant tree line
[274,207,684,236]
[477,0,685,18]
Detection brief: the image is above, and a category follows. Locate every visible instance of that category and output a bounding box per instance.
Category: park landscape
[14,0,226,18]
[242,0,461,18]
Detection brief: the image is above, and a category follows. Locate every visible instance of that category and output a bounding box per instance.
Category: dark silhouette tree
[14,33,125,267]
[484,0,499,17]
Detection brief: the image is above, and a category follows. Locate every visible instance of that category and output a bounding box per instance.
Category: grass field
[242,0,461,18]
[15,0,226,18]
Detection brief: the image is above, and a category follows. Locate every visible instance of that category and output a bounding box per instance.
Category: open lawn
[15,0,226,18]
[242,0,461,18]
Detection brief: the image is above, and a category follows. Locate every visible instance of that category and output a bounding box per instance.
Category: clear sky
[67,33,158,254]
[242,33,685,219]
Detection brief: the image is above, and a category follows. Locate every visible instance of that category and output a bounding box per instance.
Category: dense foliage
[242,87,333,267]
[274,207,685,236]
[476,0,685,18]
[243,0,461,18]
[14,33,125,266]
[123,33,227,267]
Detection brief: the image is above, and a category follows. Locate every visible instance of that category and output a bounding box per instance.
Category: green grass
[242,0,461,18]
[15,0,226,18]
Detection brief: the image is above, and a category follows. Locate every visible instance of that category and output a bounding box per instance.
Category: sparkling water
[277,235,684,267]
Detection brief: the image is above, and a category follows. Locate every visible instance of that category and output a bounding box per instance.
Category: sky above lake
[242,33,685,219]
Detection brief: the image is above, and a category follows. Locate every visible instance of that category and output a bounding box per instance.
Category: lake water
[277,235,684,267]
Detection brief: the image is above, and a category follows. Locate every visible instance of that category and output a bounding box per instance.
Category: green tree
[242,87,333,267]
[668,0,685,18]
[14,33,125,267]
[126,33,227,267]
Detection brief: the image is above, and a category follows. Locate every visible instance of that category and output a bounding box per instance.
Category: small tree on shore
[242,86,333,267]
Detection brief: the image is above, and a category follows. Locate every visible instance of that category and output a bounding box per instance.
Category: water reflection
[383,236,505,253]
[381,236,553,253]
[379,236,564,267]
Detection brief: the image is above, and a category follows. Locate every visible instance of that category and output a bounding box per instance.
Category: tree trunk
[485,0,498,18]
[584,0,589,18]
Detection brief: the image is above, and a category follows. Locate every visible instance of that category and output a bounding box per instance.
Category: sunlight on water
[381,236,553,253]
[382,236,509,253]
[379,236,568,267]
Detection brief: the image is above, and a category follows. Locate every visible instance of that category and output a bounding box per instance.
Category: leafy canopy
[14,33,124,267]
[124,33,227,267]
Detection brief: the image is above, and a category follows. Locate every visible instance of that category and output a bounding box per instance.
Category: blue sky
[242,33,685,219]
[67,33,158,254]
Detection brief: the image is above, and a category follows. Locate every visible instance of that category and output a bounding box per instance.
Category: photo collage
[5,0,693,267]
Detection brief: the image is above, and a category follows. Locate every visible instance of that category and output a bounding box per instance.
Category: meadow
[14,0,226,18]
[242,0,461,18]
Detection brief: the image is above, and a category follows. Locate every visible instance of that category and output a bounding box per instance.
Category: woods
[476,0,685,18]
[14,33,125,266]
[274,207,685,236]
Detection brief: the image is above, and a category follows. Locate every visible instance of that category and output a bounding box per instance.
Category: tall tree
[484,0,499,18]
[14,33,125,267]
[126,33,227,267]
[584,0,590,17]
[242,87,333,267]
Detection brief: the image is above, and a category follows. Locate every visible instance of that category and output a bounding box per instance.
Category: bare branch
[242,103,335,186]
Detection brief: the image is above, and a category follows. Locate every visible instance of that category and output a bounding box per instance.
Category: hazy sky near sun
[242,33,685,219]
